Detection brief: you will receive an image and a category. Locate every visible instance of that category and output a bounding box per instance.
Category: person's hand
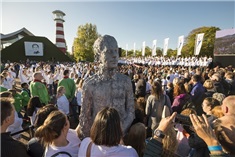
[189,114,218,146]
[158,112,177,133]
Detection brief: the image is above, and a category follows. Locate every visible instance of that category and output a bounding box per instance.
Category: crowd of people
[1,35,235,157]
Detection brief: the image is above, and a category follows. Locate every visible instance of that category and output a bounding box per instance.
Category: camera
[174,114,192,126]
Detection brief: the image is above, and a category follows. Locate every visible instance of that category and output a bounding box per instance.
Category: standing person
[190,74,205,115]
[145,81,172,131]
[27,96,43,125]
[76,79,84,116]
[21,82,31,121]
[78,35,135,138]
[1,97,30,157]
[30,72,50,105]
[58,69,77,120]
[56,86,70,115]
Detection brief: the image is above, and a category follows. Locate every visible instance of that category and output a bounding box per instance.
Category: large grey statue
[78,35,135,138]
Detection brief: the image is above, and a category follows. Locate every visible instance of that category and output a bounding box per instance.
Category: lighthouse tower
[52,10,66,53]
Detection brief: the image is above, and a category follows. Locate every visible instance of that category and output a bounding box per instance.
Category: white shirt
[57,95,70,115]
[7,111,23,139]
[45,129,81,157]
[78,137,138,157]
[76,88,82,106]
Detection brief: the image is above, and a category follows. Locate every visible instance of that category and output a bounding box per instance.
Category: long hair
[90,107,122,147]
[151,81,163,100]
[173,81,187,97]
[125,123,146,157]
[35,110,67,147]
[27,96,43,116]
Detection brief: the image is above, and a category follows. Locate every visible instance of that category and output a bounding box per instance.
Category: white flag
[133,43,136,57]
[152,40,157,56]
[142,41,145,57]
[194,33,204,55]
[177,35,184,56]
[126,44,128,57]
[163,38,169,56]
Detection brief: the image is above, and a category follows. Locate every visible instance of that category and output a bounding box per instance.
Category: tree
[181,26,220,57]
[73,23,99,61]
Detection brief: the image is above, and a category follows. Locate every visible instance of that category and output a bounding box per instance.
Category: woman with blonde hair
[78,107,138,157]
[35,110,81,157]
[56,86,69,115]
[203,79,216,97]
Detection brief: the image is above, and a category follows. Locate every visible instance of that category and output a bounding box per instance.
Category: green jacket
[13,93,23,112]
[0,86,8,92]
[21,89,30,107]
[30,81,49,105]
[58,78,76,100]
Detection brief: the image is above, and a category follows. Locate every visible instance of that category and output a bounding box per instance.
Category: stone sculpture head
[93,35,119,69]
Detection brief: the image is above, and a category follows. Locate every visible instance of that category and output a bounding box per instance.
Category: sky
[1,0,235,53]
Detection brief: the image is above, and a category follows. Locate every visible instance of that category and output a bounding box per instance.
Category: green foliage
[181,26,220,57]
[73,23,99,62]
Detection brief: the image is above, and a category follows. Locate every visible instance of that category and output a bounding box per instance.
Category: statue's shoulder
[83,74,99,86]
[116,73,131,82]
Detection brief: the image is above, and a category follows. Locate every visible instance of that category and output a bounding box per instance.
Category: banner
[142,41,145,57]
[152,40,157,56]
[133,43,136,57]
[126,44,128,57]
[163,38,169,56]
[24,42,44,56]
[194,33,204,55]
[177,35,184,56]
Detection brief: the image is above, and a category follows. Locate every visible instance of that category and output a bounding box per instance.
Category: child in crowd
[27,96,43,125]
[56,86,69,115]
[21,83,31,121]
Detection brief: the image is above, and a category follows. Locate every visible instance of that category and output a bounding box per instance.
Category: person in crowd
[27,96,43,125]
[212,92,226,105]
[58,69,77,121]
[30,72,50,105]
[78,107,138,157]
[211,73,225,94]
[135,73,147,98]
[190,74,205,115]
[27,104,58,157]
[165,82,174,104]
[202,97,220,119]
[145,81,172,131]
[1,97,30,157]
[224,71,235,95]
[19,66,30,84]
[161,126,178,157]
[0,74,8,92]
[21,82,31,121]
[76,79,84,116]
[58,69,76,102]
[1,91,23,139]
[56,86,70,115]
[124,122,146,157]
[211,106,224,119]
[34,110,81,157]
[9,89,23,118]
[171,81,192,113]
[78,35,135,138]
[203,79,216,97]
[132,97,147,125]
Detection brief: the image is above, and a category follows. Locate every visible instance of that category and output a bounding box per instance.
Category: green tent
[1,36,72,62]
